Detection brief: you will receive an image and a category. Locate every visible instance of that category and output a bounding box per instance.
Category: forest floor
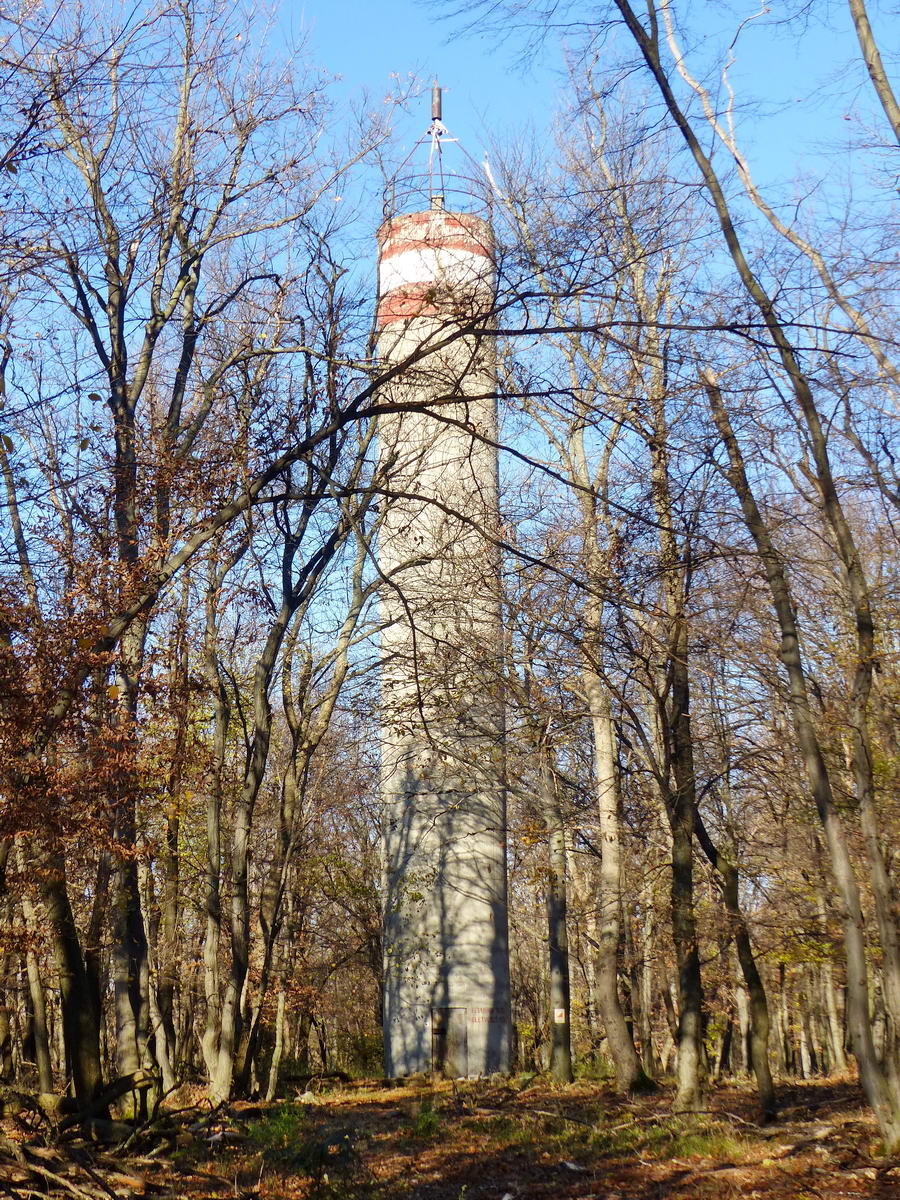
[2,1075,899,1199]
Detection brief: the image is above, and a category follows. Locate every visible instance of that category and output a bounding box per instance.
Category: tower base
[384,1002,511,1078]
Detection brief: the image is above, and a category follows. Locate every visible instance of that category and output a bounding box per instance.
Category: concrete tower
[378,90,511,1078]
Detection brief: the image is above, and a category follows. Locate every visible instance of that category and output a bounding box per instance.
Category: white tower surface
[377,94,511,1078]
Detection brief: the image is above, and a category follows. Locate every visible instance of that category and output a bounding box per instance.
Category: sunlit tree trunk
[583,674,648,1091]
[16,842,53,1093]
[645,399,705,1113]
[847,0,900,144]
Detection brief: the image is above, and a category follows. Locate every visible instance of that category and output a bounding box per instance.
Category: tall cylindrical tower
[377,115,511,1077]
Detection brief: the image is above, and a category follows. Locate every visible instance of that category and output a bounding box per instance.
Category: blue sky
[287,0,560,164]
[284,0,898,208]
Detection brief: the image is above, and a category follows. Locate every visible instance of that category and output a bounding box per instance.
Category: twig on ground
[15,1161,99,1200]
[602,1109,762,1133]
[474,1101,760,1133]
[527,1108,596,1127]
[70,1156,119,1200]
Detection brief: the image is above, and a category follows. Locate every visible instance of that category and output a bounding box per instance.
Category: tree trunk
[639,880,658,1076]
[813,878,848,1073]
[850,739,900,1064]
[212,599,291,1102]
[201,551,233,1085]
[15,843,52,1093]
[822,961,848,1073]
[157,797,180,1081]
[111,840,150,1095]
[669,793,704,1111]
[138,860,176,1095]
[84,851,111,1047]
[111,555,153,1110]
[0,948,12,1083]
[583,675,648,1090]
[639,367,706,1113]
[539,745,573,1084]
[175,964,196,1075]
[664,607,706,1114]
[778,966,791,1076]
[799,1013,811,1080]
[36,846,103,1104]
[847,0,900,145]
[572,853,601,1050]
[735,980,750,1076]
[693,817,776,1118]
[266,988,286,1102]
[157,579,189,1081]
[715,1019,733,1079]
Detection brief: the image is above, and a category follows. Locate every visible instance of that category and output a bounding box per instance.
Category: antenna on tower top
[427,80,448,209]
[382,81,490,220]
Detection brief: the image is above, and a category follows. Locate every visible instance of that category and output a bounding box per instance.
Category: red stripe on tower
[376,209,495,328]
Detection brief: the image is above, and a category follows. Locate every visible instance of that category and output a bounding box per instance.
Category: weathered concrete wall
[377,208,511,1077]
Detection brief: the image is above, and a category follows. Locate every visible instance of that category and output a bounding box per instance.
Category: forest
[0,0,899,1197]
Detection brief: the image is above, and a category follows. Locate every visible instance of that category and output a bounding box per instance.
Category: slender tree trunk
[639,879,658,1076]
[737,919,776,1117]
[661,978,678,1047]
[111,835,150,1088]
[815,881,849,1073]
[567,363,648,1089]
[201,749,224,1082]
[175,964,196,1074]
[651,490,705,1108]
[157,581,189,1080]
[157,797,180,1080]
[571,852,601,1049]
[669,783,704,1111]
[212,601,291,1102]
[822,961,848,1073]
[804,971,823,1074]
[693,816,776,1118]
[539,745,573,1083]
[201,551,233,1085]
[294,1012,311,1075]
[622,885,645,1062]
[735,979,750,1077]
[850,743,900,1061]
[799,1013,812,1079]
[138,860,176,1094]
[112,586,153,1108]
[85,851,111,1043]
[716,1019,733,1079]
[583,674,648,1090]
[847,0,900,144]
[0,944,12,1083]
[266,987,286,1102]
[16,844,53,1093]
[778,966,791,1076]
[239,718,302,1097]
[147,973,176,1094]
[665,626,707,1112]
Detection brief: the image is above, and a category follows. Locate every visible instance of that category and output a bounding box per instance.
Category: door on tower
[431,1007,468,1078]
